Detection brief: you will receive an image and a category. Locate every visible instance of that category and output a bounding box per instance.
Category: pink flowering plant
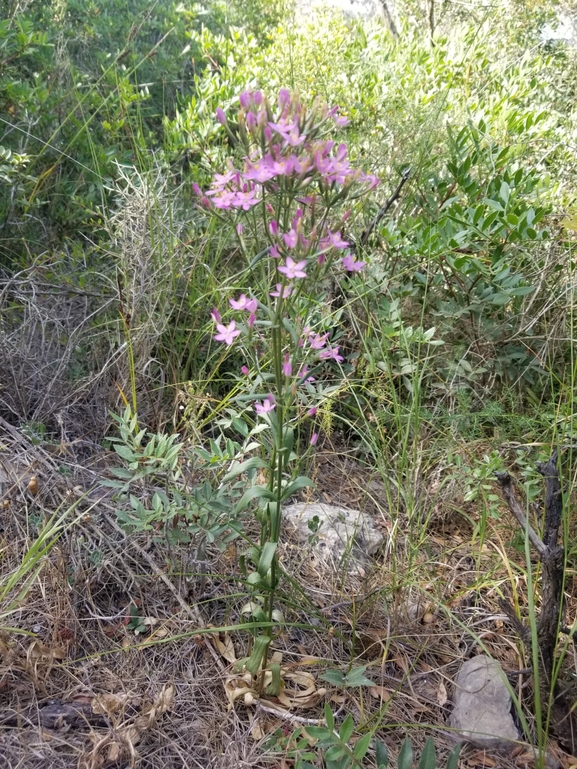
[198,88,378,689]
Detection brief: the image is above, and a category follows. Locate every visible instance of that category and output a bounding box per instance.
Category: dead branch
[495,458,565,681]
[356,168,411,249]
[494,471,547,558]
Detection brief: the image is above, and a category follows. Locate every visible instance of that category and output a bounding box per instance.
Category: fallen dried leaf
[92,692,136,717]
[213,633,237,664]
[368,686,391,702]
[466,751,497,767]
[437,681,447,707]
[27,640,65,662]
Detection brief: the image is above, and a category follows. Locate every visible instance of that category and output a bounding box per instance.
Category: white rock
[449,655,519,747]
[282,502,384,574]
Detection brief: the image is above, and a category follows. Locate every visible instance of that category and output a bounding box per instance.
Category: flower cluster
[205,89,379,429]
[195,88,375,276]
[201,88,377,210]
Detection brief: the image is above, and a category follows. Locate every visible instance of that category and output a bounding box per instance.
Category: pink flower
[309,332,328,350]
[229,294,257,312]
[310,432,319,446]
[246,111,257,130]
[278,257,307,280]
[269,220,278,236]
[319,346,344,363]
[214,321,241,346]
[364,173,380,190]
[192,183,202,196]
[270,156,295,176]
[283,229,298,249]
[334,115,349,127]
[269,118,305,147]
[270,283,292,299]
[210,308,222,323]
[211,169,236,188]
[234,189,259,210]
[270,245,281,258]
[308,407,317,417]
[212,190,237,210]
[248,313,256,328]
[241,365,250,376]
[253,90,263,105]
[282,354,292,377]
[255,394,276,415]
[342,254,366,272]
[298,365,315,383]
[244,161,276,183]
[216,107,226,125]
[236,223,243,236]
[239,91,251,109]
[278,88,291,109]
[327,230,349,249]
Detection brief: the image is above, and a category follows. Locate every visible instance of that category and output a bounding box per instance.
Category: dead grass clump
[0,164,189,441]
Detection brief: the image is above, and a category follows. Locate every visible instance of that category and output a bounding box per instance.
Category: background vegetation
[1,1,577,767]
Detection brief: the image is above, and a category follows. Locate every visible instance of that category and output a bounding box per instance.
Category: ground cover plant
[1,1,577,768]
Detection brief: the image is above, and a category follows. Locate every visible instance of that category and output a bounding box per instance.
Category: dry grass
[1,424,577,769]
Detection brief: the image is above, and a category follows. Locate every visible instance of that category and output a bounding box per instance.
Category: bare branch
[494,471,547,557]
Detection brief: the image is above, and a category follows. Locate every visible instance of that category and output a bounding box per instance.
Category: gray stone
[282,502,384,574]
[449,655,519,747]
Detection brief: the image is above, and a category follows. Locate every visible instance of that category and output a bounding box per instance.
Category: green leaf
[418,738,436,769]
[306,726,332,739]
[231,417,248,437]
[353,732,372,760]
[235,485,276,513]
[345,665,376,688]
[282,426,294,457]
[375,739,389,768]
[339,714,354,743]
[320,669,346,686]
[445,743,462,769]
[223,457,268,483]
[265,663,282,695]
[114,444,136,461]
[482,197,503,212]
[397,737,413,769]
[108,467,134,479]
[325,744,348,762]
[244,634,270,675]
[324,702,334,732]
[257,541,277,577]
[281,476,315,502]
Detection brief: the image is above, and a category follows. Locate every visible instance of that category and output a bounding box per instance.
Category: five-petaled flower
[278,257,307,280]
[255,394,276,415]
[230,294,258,312]
[270,283,292,299]
[319,346,344,363]
[308,332,329,350]
[327,230,349,249]
[214,321,241,346]
[342,254,366,272]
